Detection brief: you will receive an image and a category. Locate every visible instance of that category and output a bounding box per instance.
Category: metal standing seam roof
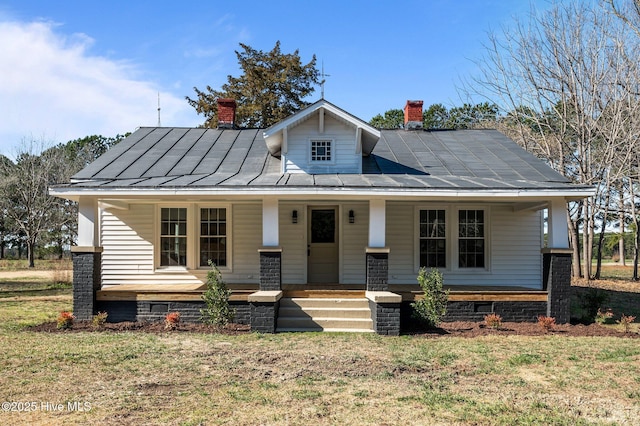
[62,126,589,192]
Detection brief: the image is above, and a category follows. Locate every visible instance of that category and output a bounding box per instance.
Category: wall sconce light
[292,210,298,224]
[349,210,355,224]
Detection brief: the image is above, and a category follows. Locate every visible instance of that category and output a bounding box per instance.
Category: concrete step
[277,327,375,333]
[277,316,374,331]
[280,297,370,309]
[278,306,371,319]
[276,297,373,332]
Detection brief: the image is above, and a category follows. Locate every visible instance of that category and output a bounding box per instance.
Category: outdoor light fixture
[349,210,355,224]
[292,210,298,224]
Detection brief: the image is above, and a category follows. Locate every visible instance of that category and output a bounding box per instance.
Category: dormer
[263,99,381,174]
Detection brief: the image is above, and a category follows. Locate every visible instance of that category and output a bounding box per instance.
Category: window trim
[308,138,336,165]
[156,205,192,271]
[197,204,232,271]
[455,207,489,270]
[155,203,232,273]
[414,205,451,271]
[417,207,449,270]
[159,206,188,268]
[414,205,491,274]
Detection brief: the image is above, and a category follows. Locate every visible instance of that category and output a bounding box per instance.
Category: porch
[96,283,548,303]
[94,283,550,333]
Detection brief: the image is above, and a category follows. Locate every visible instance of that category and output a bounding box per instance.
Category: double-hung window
[200,208,227,267]
[158,206,229,269]
[418,207,488,270]
[160,208,187,266]
[458,209,485,268]
[419,209,446,268]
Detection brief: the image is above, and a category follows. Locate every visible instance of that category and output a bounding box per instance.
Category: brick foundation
[71,248,102,321]
[96,300,251,324]
[401,300,548,329]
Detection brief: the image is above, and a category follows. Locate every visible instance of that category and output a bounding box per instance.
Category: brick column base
[259,248,282,291]
[248,291,282,333]
[366,248,389,292]
[366,291,401,335]
[370,301,401,335]
[542,248,573,324]
[71,247,103,321]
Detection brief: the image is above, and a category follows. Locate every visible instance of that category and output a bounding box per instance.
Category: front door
[307,207,339,283]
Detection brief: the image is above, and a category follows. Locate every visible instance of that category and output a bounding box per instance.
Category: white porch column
[368,199,386,248]
[77,197,99,247]
[262,197,279,247]
[547,198,569,248]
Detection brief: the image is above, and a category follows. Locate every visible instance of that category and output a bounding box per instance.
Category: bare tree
[605,1,640,280]
[0,140,68,267]
[467,1,640,278]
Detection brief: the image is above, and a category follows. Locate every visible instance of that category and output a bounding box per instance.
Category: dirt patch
[0,270,60,279]
[26,319,638,338]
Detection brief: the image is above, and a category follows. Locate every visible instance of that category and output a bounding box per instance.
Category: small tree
[411,267,449,328]
[200,261,235,327]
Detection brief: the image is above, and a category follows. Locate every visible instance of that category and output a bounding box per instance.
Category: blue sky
[0,0,553,156]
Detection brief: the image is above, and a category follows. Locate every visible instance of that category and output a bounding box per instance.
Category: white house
[50,99,593,334]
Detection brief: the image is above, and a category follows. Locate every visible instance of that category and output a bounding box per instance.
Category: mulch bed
[412,321,639,338]
[27,320,638,338]
[28,321,251,335]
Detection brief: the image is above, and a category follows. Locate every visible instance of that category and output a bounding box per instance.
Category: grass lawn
[1,262,639,425]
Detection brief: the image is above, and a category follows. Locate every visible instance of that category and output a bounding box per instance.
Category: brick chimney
[404,100,423,130]
[217,98,236,129]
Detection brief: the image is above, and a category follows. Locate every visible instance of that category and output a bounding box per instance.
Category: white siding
[386,202,543,288]
[101,204,161,286]
[341,203,369,284]
[387,202,415,283]
[100,202,261,286]
[284,114,361,174]
[280,202,306,283]
[228,203,261,283]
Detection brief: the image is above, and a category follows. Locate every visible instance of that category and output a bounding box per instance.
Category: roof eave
[49,185,595,201]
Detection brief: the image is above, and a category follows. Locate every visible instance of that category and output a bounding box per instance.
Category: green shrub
[200,261,235,327]
[411,267,449,328]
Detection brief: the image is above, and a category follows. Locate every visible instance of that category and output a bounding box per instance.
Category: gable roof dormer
[262,99,381,158]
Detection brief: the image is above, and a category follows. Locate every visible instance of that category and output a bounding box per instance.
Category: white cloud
[0,20,199,156]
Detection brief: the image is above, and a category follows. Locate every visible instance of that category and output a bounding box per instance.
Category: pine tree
[186,41,319,128]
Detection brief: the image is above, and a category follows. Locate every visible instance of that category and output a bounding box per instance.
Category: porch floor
[96,283,547,303]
